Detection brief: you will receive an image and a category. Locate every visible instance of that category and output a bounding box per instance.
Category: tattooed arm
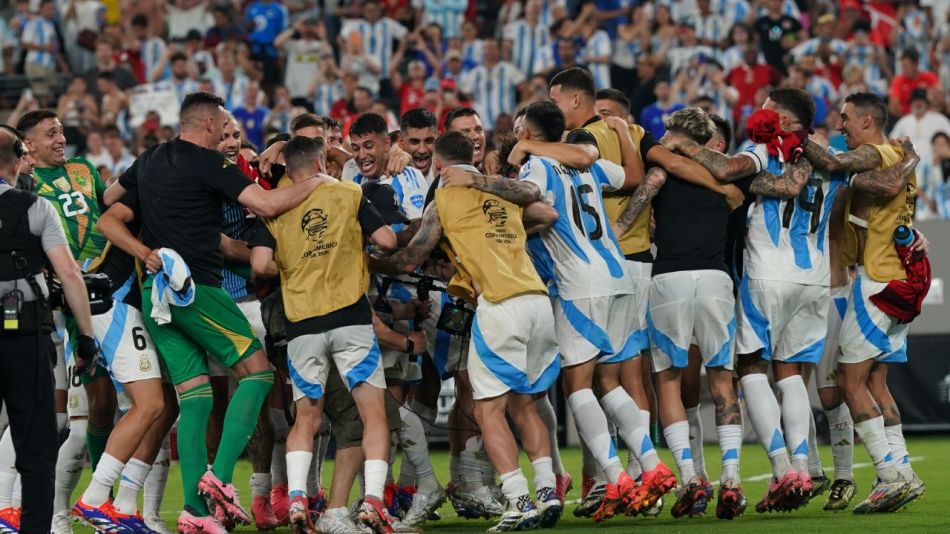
[664,132,758,181]
[371,205,444,274]
[440,166,541,206]
[613,167,667,235]
[803,142,882,173]
[850,139,919,198]
[748,158,814,198]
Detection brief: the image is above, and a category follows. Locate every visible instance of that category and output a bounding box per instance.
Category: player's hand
[721,184,745,212]
[407,330,427,354]
[507,142,530,166]
[386,146,412,175]
[661,131,689,152]
[74,334,99,377]
[411,298,432,319]
[441,166,476,188]
[911,229,930,254]
[603,115,628,132]
[144,249,162,273]
[482,150,501,175]
[258,140,287,178]
[809,132,829,148]
[890,136,916,158]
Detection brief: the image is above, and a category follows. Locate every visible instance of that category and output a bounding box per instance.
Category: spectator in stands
[890,48,941,116]
[579,13,612,90]
[313,65,344,116]
[392,59,429,115]
[158,51,200,104]
[57,76,98,152]
[890,88,950,163]
[103,125,135,176]
[96,71,129,130]
[459,20,484,73]
[640,77,684,139]
[341,32,382,96]
[629,54,659,122]
[694,0,725,47]
[753,0,802,73]
[83,37,138,102]
[916,131,950,220]
[83,129,110,168]
[728,43,782,126]
[276,16,333,109]
[667,22,716,75]
[650,4,677,59]
[264,85,296,134]
[460,38,526,131]
[611,3,649,98]
[165,0,210,41]
[418,0,467,40]
[22,1,65,100]
[245,0,288,83]
[721,23,756,73]
[205,4,244,50]
[212,51,251,111]
[233,81,270,149]
[792,13,848,62]
[504,0,550,76]
[129,14,166,84]
[63,0,106,73]
[443,50,465,82]
[184,29,215,80]
[340,0,409,98]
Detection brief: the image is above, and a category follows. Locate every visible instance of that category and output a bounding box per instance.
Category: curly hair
[665,107,717,146]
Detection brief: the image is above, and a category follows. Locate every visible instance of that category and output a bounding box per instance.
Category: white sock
[601,387,660,471]
[250,472,272,498]
[686,406,708,480]
[568,389,623,483]
[286,450,313,496]
[0,428,18,508]
[364,459,389,500]
[270,408,289,486]
[398,451,417,487]
[884,424,914,478]
[717,424,742,484]
[853,416,899,482]
[11,477,19,507]
[397,406,438,492]
[460,437,483,492]
[480,454,496,487]
[625,452,643,480]
[776,375,811,474]
[54,419,87,514]
[807,408,823,477]
[825,403,854,481]
[449,455,461,484]
[114,458,151,514]
[740,374,791,478]
[83,453,125,507]
[307,437,321,496]
[315,418,331,489]
[663,420,696,482]
[143,436,170,518]
[531,457,556,491]
[499,469,531,511]
[535,396,565,475]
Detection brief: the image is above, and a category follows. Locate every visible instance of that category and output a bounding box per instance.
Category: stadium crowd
[0,1,941,534]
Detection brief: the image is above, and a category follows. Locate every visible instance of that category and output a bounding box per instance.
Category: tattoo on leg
[850,406,882,424]
[881,404,901,426]
[713,394,742,426]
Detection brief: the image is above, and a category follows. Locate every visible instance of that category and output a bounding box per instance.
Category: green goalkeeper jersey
[32,157,109,269]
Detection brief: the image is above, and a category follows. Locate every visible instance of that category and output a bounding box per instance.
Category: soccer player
[375,131,561,532]
[802,92,925,513]
[399,108,438,186]
[613,108,747,520]
[444,107,488,172]
[249,135,399,533]
[97,92,321,533]
[501,99,677,523]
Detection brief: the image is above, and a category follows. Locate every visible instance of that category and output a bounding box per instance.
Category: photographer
[0,128,96,532]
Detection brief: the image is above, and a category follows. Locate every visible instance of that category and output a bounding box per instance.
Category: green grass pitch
[73,436,947,533]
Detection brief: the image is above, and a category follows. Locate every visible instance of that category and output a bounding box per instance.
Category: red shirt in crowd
[890,70,939,115]
[727,63,783,124]
[400,82,426,115]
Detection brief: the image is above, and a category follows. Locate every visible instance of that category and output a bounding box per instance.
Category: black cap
[910,87,929,104]
[362,182,410,225]
[186,29,203,41]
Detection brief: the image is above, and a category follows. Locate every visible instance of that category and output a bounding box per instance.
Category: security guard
[0,128,97,532]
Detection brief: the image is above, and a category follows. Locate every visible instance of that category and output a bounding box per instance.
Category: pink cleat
[177,509,229,534]
[555,473,573,503]
[252,494,280,530]
[756,469,803,513]
[271,483,290,525]
[198,470,251,525]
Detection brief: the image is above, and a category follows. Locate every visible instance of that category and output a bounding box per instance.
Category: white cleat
[401,487,447,527]
[316,507,372,534]
[50,511,74,534]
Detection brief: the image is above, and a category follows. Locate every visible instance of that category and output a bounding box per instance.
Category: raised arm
[850,138,919,198]
[371,204,444,274]
[748,158,814,199]
[508,140,599,169]
[646,145,744,209]
[803,142,882,173]
[614,167,667,236]
[440,167,541,206]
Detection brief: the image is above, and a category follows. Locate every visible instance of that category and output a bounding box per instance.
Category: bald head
[0,128,23,184]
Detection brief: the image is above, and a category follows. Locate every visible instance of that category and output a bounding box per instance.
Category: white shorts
[555,292,639,367]
[208,299,267,378]
[838,268,909,365]
[91,302,163,384]
[286,324,387,401]
[423,294,470,379]
[816,282,852,389]
[382,349,410,381]
[626,260,652,353]
[52,312,69,391]
[647,270,736,372]
[736,277,828,363]
[66,365,89,418]
[468,293,559,400]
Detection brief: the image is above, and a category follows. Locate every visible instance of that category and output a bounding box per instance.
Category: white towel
[150,248,196,325]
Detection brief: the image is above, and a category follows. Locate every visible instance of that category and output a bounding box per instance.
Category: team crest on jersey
[52,177,70,192]
[69,393,79,409]
[411,194,424,209]
[138,354,152,373]
[482,199,508,228]
[300,208,337,258]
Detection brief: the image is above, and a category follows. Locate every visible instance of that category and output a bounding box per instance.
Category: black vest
[0,188,45,282]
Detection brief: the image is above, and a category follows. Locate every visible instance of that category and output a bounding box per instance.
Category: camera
[48,273,115,315]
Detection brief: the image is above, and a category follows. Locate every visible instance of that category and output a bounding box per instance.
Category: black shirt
[118,138,255,287]
[652,174,729,277]
[246,197,386,339]
[754,15,801,72]
[724,177,754,288]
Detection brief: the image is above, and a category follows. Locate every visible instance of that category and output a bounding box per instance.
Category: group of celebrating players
[0,64,929,534]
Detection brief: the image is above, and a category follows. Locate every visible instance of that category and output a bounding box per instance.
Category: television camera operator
[0,127,97,533]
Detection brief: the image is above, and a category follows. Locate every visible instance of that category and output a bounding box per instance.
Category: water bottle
[893,225,918,266]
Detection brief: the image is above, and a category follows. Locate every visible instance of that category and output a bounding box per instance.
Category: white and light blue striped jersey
[460,62,526,131]
[460,39,484,73]
[741,144,848,286]
[791,37,848,61]
[503,20,551,76]
[806,75,839,106]
[140,37,168,82]
[153,77,200,106]
[539,0,567,28]
[755,0,799,18]
[419,0,467,40]
[22,17,57,69]
[341,160,427,223]
[695,14,727,45]
[714,0,751,31]
[584,30,612,90]
[340,17,408,77]
[313,80,343,116]
[520,156,634,301]
[212,74,251,111]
